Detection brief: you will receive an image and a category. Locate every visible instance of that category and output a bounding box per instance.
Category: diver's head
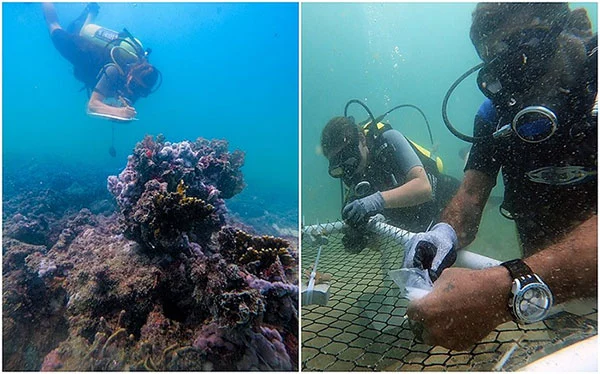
[442,3,595,144]
[470,3,570,62]
[125,61,161,99]
[470,3,571,102]
[321,116,368,181]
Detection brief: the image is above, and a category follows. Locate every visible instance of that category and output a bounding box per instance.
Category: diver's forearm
[525,215,597,303]
[382,178,432,209]
[441,170,493,248]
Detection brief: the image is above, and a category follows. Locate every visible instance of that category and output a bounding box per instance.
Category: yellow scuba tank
[80,24,143,56]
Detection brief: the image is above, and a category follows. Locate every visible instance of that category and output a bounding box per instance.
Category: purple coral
[107,135,246,253]
[37,258,57,278]
[3,135,297,371]
[107,135,245,216]
[192,323,292,371]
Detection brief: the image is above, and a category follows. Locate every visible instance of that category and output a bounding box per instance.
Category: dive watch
[500,259,554,324]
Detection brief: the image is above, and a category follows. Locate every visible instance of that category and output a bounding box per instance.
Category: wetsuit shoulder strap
[361,121,392,157]
[403,136,442,176]
[362,121,392,143]
[95,62,124,81]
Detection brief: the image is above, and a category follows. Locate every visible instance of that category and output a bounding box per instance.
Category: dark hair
[128,61,159,97]
[320,116,359,158]
[470,3,570,56]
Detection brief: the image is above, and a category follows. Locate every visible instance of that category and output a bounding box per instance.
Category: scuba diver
[321,99,461,251]
[403,3,597,350]
[42,3,161,123]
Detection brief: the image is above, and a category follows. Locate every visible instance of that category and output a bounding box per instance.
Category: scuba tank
[81,24,149,76]
[80,24,144,57]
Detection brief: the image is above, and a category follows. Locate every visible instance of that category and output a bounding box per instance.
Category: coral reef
[217,228,295,277]
[2,155,115,248]
[3,136,298,371]
[107,135,246,253]
[2,239,69,370]
[124,179,221,253]
[107,134,245,218]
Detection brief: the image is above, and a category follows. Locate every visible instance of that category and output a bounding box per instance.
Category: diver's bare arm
[525,215,597,302]
[441,169,495,248]
[381,166,432,209]
[88,91,137,119]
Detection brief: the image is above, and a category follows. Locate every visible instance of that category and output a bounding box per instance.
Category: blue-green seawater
[302,2,597,260]
[3,2,299,229]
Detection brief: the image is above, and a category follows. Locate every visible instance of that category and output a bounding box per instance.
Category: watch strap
[500,258,533,279]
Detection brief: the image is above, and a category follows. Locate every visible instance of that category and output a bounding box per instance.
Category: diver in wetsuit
[42,2,161,122]
[403,2,597,350]
[321,114,460,240]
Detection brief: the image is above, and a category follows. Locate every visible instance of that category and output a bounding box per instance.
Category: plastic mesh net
[301,221,597,371]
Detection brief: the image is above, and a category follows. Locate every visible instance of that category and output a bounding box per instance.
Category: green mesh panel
[301,221,597,371]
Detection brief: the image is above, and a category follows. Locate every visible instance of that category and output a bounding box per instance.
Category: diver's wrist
[487,265,515,324]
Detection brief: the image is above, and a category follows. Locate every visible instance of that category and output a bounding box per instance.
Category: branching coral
[217,228,295,277]
[126,180,221,253]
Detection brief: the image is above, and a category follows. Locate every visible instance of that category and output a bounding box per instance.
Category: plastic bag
[389,268,433,301]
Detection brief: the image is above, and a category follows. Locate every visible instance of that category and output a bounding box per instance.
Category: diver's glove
[403,223,458,281]
[342,191,385,227]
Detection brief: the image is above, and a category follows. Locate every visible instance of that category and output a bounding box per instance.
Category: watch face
[514,282,553,324]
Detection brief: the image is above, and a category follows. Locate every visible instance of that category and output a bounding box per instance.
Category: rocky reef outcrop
[3,135,298,371]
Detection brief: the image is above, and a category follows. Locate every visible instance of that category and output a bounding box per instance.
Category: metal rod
[305,246,322,305]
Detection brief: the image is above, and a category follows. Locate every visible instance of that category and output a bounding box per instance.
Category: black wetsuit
[345,128,461,232]
[49,9,131,102]
[50,28,111,90]
[466,97,597,254]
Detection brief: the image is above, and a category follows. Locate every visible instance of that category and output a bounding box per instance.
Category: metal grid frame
[301,222,598,371]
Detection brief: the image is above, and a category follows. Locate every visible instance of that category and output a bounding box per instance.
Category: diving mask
[493,106,558,143]
[328,142,361,179]
[477,26,561,101]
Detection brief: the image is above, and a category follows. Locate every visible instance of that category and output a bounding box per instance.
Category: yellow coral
[232,230,292,268]
[176,180,187,196]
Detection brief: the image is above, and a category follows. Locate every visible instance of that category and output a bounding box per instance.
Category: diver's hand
[342,191,385,227]
[403,223,458,281]
[115,105,137,121]
[407,266,512,350]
